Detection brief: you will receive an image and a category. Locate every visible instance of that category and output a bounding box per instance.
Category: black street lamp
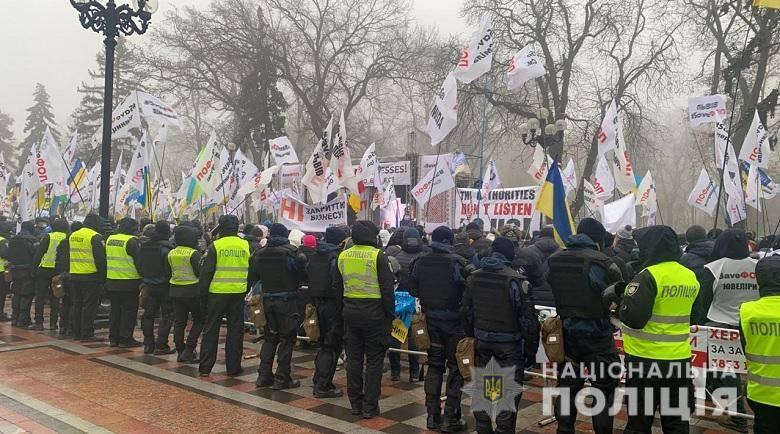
[519,107,567,153]
[69,0,157,219]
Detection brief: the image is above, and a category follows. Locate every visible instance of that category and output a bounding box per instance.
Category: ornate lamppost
[70,0,157,218]
[519,107,568,153]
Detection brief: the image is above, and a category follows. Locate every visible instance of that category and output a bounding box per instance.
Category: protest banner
[364,161,412,186]
[280,163,303,189]
[706,327,747,374]
[455,187,536,229]
[278,193,347,232]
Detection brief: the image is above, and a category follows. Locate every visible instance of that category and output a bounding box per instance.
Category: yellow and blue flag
[753,0,780,9]
[535,158,575,246]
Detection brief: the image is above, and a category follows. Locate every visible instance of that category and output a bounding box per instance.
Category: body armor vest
[547,248,610,319]
[416,253,461,311]
[307,250,338,298]
[254,244,299,294]
[138,241,167,279]
[395,249,424,290]
[471,267,522,333]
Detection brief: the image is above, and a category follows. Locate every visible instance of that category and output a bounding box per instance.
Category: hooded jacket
[680,238,715,324]
[514,237,558,307]
[8,223,38,288]
[619,225,688,330]
[391,234,426,291]
[138,230,173,286]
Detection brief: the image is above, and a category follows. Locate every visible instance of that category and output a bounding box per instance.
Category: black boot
[441,411,466,433]
[426,411,442,431]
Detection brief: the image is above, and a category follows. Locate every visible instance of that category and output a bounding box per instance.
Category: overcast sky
[0,0,467,140]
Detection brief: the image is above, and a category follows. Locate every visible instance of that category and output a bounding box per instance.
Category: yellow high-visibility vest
[168,246,198,286]
[106,234,141,280]
[338,245,380,299]
[740,295,780,406]
[69,227,99,274]
[40,231,66,269]
[209,236,249,294]
[622,261,699,360]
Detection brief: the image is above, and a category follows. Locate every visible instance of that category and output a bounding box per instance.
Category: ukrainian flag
[753,0,780,9]
[535,158,575,246]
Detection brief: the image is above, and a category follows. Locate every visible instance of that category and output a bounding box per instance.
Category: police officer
[740,256,780,434]
[67,214,107,341]
[619,225,699,433]
[8,221,37,327]
[547,218,622,433]
[462,237,526,434]
[105,217,143,348]
[199,215,249,377]
[0,222,12,322]
[408,225,471,431]
[308,226,349,398]
[31,218,68,330]
[335,220,395,418]
[166,225,204,363]
[251,223,307,390]
[138,221,174,355]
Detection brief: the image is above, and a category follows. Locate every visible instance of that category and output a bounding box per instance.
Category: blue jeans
[388,335,419,378]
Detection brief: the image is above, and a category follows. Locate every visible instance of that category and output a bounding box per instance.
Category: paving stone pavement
[0,316,746,433]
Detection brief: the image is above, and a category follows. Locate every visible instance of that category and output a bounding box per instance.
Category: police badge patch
[626,282,639,296]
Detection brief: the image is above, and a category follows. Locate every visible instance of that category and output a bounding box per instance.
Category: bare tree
[259,0,426,138]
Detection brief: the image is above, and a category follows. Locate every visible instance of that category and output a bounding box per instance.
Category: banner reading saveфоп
[456,187,537,229]
[278,192,347,232]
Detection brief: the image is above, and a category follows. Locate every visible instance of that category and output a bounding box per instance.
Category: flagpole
[712,20,753,231]
[476,75,494,219]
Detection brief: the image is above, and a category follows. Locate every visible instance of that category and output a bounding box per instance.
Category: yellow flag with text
[753,0,780,9]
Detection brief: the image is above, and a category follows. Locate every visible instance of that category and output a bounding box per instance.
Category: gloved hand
[601,281,626,314]
[606,262,623,284]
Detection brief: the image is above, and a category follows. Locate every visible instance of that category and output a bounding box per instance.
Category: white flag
[481,159,501,197]
[153,123,168,147]
[269,136,300,166]
[18,154,40,222]
[111,150,124,212]
[597,100,619,156]
[612,116,636,194]
[302,118,333,203]
[739,110,771,168]
[136,91,183,129]
[124,133,152,202]
[507,44,545,90]
[235,165,277,198]
[356,143,378,182]
[98,92,142,141]
[688,94,727,127]
[427,72,458,145]
[85,163,101,210]
[191,132,222,197]
[745,163,762,211]
[593,154,614,200]
[411,160,455,207]
[63,132,78,168]
[330,110,359,194]
[527,145,551,185]
[562,158,577,196]
[724,173,747,224]
[715,122,739,174]
[453,15,493,84]
[602,194,637,234]
[320,168,342,203]
[686,168,719,217]
[635,171,656,209]
[36,127,68,186]
[582,179,602,217]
